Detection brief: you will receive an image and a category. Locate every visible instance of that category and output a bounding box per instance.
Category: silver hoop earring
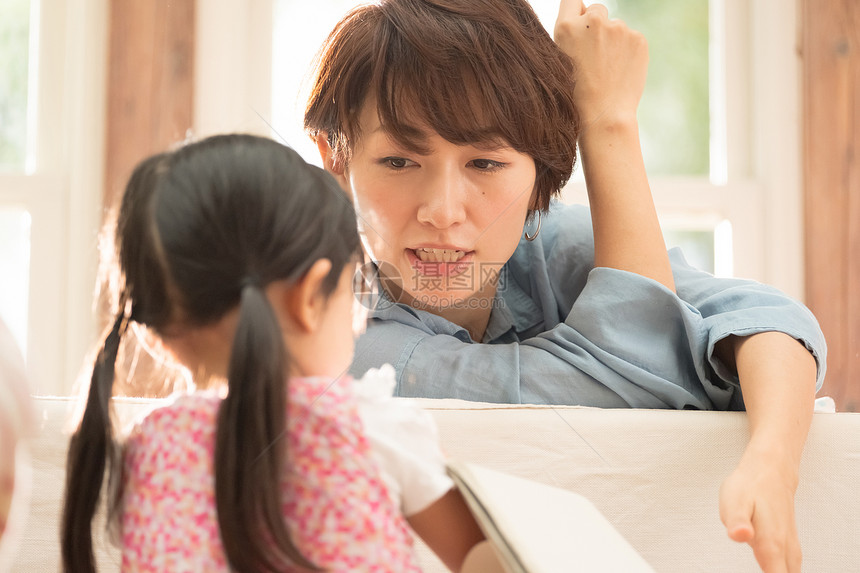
[524,210,542,241]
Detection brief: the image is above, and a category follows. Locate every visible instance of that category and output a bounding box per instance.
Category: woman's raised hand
[551,1,674,291]
[553,0,648,131]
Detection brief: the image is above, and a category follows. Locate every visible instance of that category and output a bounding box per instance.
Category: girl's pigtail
[61,311,126,573]
[214,284,318,572]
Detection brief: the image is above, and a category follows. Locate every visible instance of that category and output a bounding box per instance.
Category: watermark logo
[353,261,400,311]
[353,260,508,312]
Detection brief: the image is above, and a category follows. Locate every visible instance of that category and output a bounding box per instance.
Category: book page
[447,461,655,573]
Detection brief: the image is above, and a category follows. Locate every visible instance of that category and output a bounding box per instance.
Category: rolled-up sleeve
[669,248,827,394]
[522,267,720,407]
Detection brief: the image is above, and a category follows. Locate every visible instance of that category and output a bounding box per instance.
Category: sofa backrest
[414,399,860,572]
[10,396,860,572]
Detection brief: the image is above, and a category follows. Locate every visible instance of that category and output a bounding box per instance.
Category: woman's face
[341,103,537,312]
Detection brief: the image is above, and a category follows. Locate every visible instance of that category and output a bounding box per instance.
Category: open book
[447,462,655,573]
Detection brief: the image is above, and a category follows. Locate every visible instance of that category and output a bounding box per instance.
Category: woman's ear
[314,133,349,190]
[279,258,333,334]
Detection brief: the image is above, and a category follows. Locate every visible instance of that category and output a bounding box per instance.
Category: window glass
[0,0,31,172]
[271,0,360,165]
[664,228,714,274]
[0,208,31,357]
[611,0,710,176]
[663,219,733,277]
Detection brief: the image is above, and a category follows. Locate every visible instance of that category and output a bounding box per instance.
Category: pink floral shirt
[121,372,424,571]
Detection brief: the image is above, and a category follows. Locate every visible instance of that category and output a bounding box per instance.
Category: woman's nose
[416,171,467,229]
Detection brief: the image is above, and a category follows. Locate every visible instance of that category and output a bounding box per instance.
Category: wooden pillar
[101,1,195,397]
[803,0,860,411]
[104,0,195,208]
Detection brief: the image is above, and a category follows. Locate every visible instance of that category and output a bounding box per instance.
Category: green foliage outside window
[614,0,710,176]
[0,0,31,171]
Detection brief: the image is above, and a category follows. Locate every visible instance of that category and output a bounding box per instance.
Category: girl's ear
[314,133,349,190]
[280,258,333,334]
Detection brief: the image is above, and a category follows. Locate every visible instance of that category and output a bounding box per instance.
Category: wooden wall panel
[104,0,194,209]
[803,0,860,411]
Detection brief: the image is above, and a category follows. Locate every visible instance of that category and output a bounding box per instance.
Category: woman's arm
[665,251,825,573]
[717,332,816,573]
[555,6,826,563]
[554,0,675,292]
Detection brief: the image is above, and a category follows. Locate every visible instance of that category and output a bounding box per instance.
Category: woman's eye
[470,158,506,171]
[382,157,413,169]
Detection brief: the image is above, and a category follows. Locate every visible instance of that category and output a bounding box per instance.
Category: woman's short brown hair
[304,0,580,210]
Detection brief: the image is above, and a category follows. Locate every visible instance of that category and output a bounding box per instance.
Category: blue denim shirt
[350,202,827,410]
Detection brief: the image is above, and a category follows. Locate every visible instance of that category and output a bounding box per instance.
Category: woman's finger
[584,2,609,20]
[557,0,586,23]
[719,480,756,543]
[786,531,803,573]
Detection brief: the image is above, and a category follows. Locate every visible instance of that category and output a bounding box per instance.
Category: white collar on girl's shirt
[351,364,397,401]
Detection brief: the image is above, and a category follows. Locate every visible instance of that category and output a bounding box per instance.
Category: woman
[305,1,823,571]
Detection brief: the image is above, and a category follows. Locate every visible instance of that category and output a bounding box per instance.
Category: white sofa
[9,396,860,572]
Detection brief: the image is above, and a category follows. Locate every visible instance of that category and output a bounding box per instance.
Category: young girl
[305,0,823,570]
[60,135,485,572]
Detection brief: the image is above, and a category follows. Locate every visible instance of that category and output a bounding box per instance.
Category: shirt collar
[368,287,473,341]
[496,247,545,335]
[364,261,541,343]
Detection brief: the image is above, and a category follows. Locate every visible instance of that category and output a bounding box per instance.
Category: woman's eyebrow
[369,124,509,154]
[471,142,507,151]
[369,131,434,155]
[467,137,509,152]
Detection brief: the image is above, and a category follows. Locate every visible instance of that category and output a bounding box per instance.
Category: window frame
[0,0,108,395]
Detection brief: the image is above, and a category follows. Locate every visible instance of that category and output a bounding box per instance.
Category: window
[270,0,361,164]
[0,0,31,172]
[0,0,107,394]
[0,0,33,358]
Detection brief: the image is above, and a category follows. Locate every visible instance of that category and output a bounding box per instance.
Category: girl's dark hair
[61,134,361,572]
[304,0,580,211]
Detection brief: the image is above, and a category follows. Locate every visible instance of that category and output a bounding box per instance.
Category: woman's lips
[406,248,474,277]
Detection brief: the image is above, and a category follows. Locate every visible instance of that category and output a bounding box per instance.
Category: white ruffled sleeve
[354,364,454,517]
